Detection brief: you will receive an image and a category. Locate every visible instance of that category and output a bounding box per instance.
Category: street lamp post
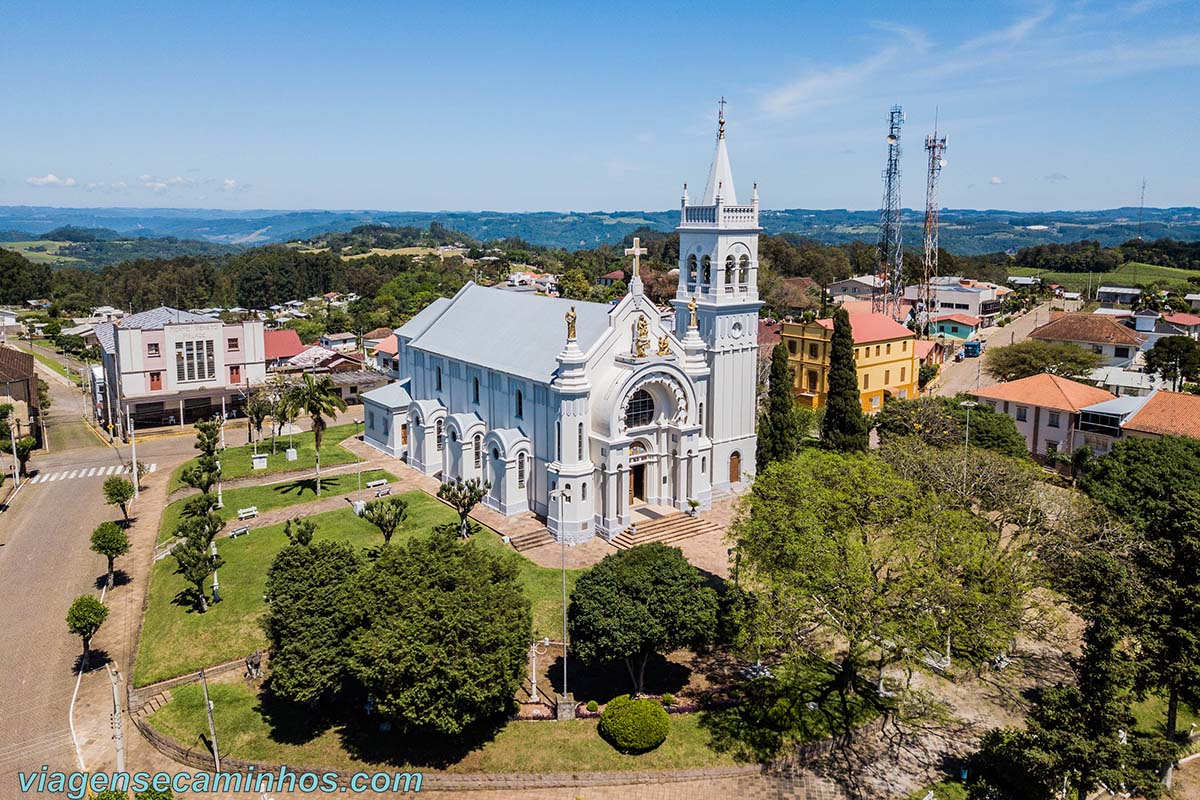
[355,418,363,492]
[216,459,223,510]
[127,408,139,500]
[960,400,978,495]
[550,487,572,718]
[528,637,550,703]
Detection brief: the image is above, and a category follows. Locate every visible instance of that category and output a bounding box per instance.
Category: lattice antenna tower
[919,116,948,336]
[873,106,905,319]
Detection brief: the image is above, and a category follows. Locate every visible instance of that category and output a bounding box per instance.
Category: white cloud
[221,178,239,192]
[111,181,128,190]
[140,174,193,192]
[26,173,77,187]
[990,176,1004,185]
[761,48,898,116]
[1045,172,1069,182]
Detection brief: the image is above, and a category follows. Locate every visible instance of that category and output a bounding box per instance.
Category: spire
[701,101,737,205]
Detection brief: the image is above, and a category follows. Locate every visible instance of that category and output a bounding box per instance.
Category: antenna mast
[1137,177,1146,240]
[873,105,905,320]
[919,118,948,336]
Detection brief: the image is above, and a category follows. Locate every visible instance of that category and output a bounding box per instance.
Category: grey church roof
[361,381,411,409]
[117,306,218,330]
[407,283,612,383]
[396,297,453,341]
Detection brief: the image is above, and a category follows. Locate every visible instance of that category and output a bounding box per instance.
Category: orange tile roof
[817,312,914,344]
[1123,392,1200,438]
[970,373,1116,412]
[263,328,305,361]
[1031,313,1146,347]
[913,339,938,359]
[371,334,399,356]
[838,300,877,317]
[1164,312,1200,327]
[936,313,982,327]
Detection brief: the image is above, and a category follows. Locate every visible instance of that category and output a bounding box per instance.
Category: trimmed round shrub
[586,699,599,712]
[661,692,677,706]
[598,694,670,753]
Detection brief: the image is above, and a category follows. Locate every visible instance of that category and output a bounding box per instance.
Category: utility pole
[106,663,125,773]
[8,413,20,489]
[127,408,139,500]
[199,668,220,772]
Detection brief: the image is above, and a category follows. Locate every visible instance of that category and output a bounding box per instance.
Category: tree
[436,476,490,538]
[102,476,135,524]
[558,268,591,301]
[983,339,1102,383]
[244,388,273,446]
[180,418,222,494]
[756,342,807,470]
[90,521,130,590]
[281,373,347,496]
[344,531,531,734]
[262,538,360,705]
[569,543,717,694]
[1144,335,1200,391]
[874,396,1027,458]
[66,594,108,665]
[1080,436,1200,740]
[171,534,222,613]
[361,495,409,545]
[819,307,868,452]
[11,436,35,477]
[283,517,317,546]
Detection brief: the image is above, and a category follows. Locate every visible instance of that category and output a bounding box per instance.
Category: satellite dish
[939,159,948,168]
[887,134,898,144]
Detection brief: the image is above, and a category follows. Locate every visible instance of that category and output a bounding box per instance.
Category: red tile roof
[372,334,399,356]
[1031,313,1146,347]
[601,269,625,281]
[1123,392,1200,438]
[970,373,1116,413]
[1164,312,1200,327]
[364,326,393,340]
[758,319,782,350]
[817,312,914,344]
[936,313,981,327]
[263,329,305,361]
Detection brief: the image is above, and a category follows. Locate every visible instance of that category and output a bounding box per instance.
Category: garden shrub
[661,692,676,706]
[598,694,670,753]
[586,699,599,712]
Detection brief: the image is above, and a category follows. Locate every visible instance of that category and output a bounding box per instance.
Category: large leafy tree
[819,308,868,452]
[756,342,808,470]
[102,476,135,524]
[282,373,347,496]
[262,538,360,706]
[66,594,108,665]
[436,476,489,539]
[569,543,718,694]
[983,339,1102,383]
[361,495,409,545]
[558,268,591,301]
[732,450,1029,694]
[874,395,1028,458]
[1143,335,1200,391]
[1080,436,1200,740]
[344,531,531,734]
[90,521,130,590]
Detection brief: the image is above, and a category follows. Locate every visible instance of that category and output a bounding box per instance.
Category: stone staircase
[507,528,556,552]
[133,689,172,720]
[611,512,721,550]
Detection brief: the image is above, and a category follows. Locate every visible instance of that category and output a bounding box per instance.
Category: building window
[725,255,735,285]
[436,419,444,451]
[884,369,890,384]
[227,337,239,351]
[147,343,159,357]
[556,421,562,461]
[902,340,908,351]
[474,434,482,468]
[401,424,408,445]
[229,365,241,383]
[581,482,587,501]
[435,366,443,391]
[808,342,819,359]
[175,340,215,383]
[886,342,891,355]
[517,453,526,488]
[577,422,584,460]
[701,255,711,284]
[625,389,655,428]
[1114,346,1130,359]
[472,376,480,403]
[738,254,750,283]
[807,369,818,392]
[788,340,797,355]
[701,456,706,473]
[1016,406,1028,422]
[1046,440,1059,459]
[1048,412,1061,428]
[863,373,870,390]
[699,402,704,426]
[149,371,162,391]
[900,366,906,382]
[875,345,881,357]
[515,389,524,418]
[871,395,881,407]
[687,254,697,283]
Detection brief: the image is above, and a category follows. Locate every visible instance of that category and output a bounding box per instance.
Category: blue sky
[2,0,1197,212]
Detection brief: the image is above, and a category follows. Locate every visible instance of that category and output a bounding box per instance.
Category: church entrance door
[630,464,646,505]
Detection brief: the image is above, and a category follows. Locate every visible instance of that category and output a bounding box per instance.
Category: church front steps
[508,529,556,552]
[611,512,722,550]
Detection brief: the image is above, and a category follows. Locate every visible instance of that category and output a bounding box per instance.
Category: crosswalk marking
[28,463,157,485]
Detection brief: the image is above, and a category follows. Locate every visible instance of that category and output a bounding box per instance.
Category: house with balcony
[1097,285,1140,306]
[970,373,1116,460]
[95,307,266,435]
[1030,313,1147,367]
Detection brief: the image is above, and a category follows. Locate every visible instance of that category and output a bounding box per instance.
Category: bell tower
[671,101,762,491]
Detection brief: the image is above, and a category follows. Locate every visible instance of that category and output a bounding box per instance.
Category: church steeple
[701,99,737,205]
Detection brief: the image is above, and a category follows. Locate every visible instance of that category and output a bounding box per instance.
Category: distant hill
[2,205,1199,256]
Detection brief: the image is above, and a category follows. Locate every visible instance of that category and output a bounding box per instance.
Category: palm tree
[281,373,347,496]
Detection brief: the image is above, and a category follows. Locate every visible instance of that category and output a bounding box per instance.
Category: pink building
[96,307,266,434]
[969,373,1116,461]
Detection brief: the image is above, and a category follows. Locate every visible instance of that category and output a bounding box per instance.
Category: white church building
[362,111,761,543]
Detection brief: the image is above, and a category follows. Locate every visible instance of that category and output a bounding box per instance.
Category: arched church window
[577,422,584,460]
[624,389,655,429]
[725,255,735,285]
[738,254,750,284]
[492,447,500,461]
[474,434,482,469]
[435,366,443,392]
[449,430,457,443]
[701,255,711,284]
[515,389,523,418]
[687,254,697,283]
[582,482,587,501]
[436,419,444,451]
[472,376,479,403]
[517,453,526,488]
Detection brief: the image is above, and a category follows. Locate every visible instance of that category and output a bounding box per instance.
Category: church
[362,110,762,543]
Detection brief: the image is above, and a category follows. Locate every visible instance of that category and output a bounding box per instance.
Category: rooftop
[1123,391,1200,438]
[363,326,393,340]
[0,345,35,382]
[362,380,411,409]
[263,329,305,361]
[970,373,1116,413]
[936,313,982,327]
[814,312,915,344]
[1031,313,1147,347]
[372,334,399,356]
[116,306,217,330]
[1164,312,1200,327]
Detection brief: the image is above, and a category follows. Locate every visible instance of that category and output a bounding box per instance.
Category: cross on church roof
[718,96,726,139]
[625,237,647,279]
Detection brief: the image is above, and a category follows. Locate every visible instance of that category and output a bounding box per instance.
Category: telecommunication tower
[873,106,905,319]
[918,122,948,336]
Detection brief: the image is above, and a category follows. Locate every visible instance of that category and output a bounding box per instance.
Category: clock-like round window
[731,321,744,339]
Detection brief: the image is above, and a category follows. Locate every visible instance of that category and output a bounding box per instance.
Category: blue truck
[963,340,983,358]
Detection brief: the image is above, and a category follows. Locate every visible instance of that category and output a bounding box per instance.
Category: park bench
[237,506,259,520]
[365,479,387,489]
[230,525,250,538]
[374,486,392,497]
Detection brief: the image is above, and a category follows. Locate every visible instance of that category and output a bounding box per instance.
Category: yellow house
[780,312,919,413]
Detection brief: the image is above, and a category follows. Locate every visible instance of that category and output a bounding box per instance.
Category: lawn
[1,240,85,265]
[149,681,735,773]
[1007,261,1198,293]
[136,493,581,685]
[168,423,361,492]
[1131,695,1200,739]
[156,469,398,545]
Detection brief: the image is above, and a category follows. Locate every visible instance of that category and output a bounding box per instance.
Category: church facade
[362,112,761,543]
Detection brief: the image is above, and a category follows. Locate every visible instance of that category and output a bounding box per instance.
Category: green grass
[168,423,361,492]
[11,341,80,384]
[149,681,734,772]
[155,469,398,545]
[136,493,582,685]
[1,240,85,265]
[907,782,968,800]
[1008,261,1199,293]
[1131,695,1200,739]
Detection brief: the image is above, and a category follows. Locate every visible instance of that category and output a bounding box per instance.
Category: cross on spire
[625,237,647,278]
[718,96,726,139]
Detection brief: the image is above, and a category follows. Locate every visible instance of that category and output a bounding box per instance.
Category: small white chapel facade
[362,110,761,543]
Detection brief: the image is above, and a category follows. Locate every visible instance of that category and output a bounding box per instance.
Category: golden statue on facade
[565,305,577,340]
[634,315,650,358]
[657,335,671,356]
